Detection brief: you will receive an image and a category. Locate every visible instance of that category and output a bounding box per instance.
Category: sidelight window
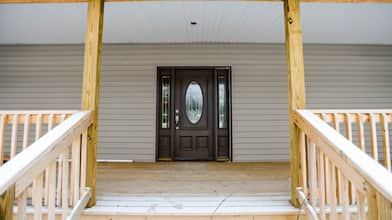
[218,76,227,128]
[161,76,170,128]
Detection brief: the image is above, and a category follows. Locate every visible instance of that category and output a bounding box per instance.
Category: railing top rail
[0,110,79,124]
[0,110,78,114]
[310,109,392,114]
[0,111,92,195]
[293,109,392,202]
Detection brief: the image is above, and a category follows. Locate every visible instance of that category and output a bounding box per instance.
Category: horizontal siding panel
[0,43,391,162]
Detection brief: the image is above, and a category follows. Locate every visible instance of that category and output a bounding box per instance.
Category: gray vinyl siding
[304,44,392,160]
[0,43,391,162]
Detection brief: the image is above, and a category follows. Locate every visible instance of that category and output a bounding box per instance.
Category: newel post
[367,186,392,220]
[0,186,15,220]
[81,0,105,207]
[283,0,306,207]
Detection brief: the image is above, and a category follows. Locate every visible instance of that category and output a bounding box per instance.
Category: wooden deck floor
[82,162,302,219]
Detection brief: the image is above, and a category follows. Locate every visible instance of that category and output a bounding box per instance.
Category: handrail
[0,111,91,194]
[0,111,92,219]
[293,110,392,219]
[293,110,392,201]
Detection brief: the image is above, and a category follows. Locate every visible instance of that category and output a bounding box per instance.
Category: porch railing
[0,110,92,220]
[0,111,77,163]
[293,110,392,220]
[311,110,391,171]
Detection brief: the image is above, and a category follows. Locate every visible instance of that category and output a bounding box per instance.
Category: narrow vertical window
[161,76,170,128]
[218,76,227,128]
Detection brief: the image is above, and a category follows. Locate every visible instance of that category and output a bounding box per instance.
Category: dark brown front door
[174,69,214,160]
[156,67,231,161]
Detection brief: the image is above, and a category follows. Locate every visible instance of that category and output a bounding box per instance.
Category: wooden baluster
[344,113,353,142]
[325,157,331,205]
[329,161,337,220]
[10,114,19,158]
[352,113,366,205]
[344,112,355,205]
[318,149,326,220]
[22,114,30,149]
[44,114,54,206]
[300,131,307,194]
[35,114,42,141]
[56,114,66,207]
[32,173,44,220]
[35,114,47,209]
[340,113,354,207]
[17,114,31,220]
[0,114,7,166]
[342,175,350,220]
[357,190,366,220]
[6,115,18,220]
[320,113,328,123]
[321,112,333,207]
[381,113,391,171]
[81,129,88,189]
[308,138,317,206]
[332,113,340,133]
[48,161,57,220]
[333,113,343,205]
[62,147,69,219]
[10,116,21,219]
[33,114,47,220]
[357,113,366,152]
[369,114,379,161]
[71,136,81,206]
[60,114,66,124]
[48,113,54,131]
[367,185,378,220]
[16,192,26,220]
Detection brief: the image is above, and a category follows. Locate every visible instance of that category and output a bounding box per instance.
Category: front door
[156,67,231,161]
[174,69,214,160]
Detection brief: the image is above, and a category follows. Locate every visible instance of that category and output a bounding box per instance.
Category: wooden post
[284,0,306,207]
[81,0,104,207]
[367,185,392,220]
[0,186,15,220]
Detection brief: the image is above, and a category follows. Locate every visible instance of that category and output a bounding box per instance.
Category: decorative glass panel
[218,76,227,128]
[161,76,170,128]
[185,81,203,124]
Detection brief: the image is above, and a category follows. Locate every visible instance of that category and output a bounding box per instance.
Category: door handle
[175,109,180,129]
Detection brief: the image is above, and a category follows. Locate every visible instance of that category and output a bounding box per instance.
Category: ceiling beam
[1,0,392,4]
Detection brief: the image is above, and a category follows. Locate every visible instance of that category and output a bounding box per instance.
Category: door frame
[155,66,232,161]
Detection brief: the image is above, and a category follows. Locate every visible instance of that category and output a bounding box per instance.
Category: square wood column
[284,0,306,207]
[81,0,104,207]
[0,186,14,220]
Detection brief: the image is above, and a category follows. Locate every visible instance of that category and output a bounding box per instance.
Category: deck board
[83,162,302,219]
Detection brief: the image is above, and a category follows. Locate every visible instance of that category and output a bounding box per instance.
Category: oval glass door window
[185,81,203,124]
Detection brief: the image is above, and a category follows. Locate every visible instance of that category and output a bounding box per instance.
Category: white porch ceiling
[0,2,391,44]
